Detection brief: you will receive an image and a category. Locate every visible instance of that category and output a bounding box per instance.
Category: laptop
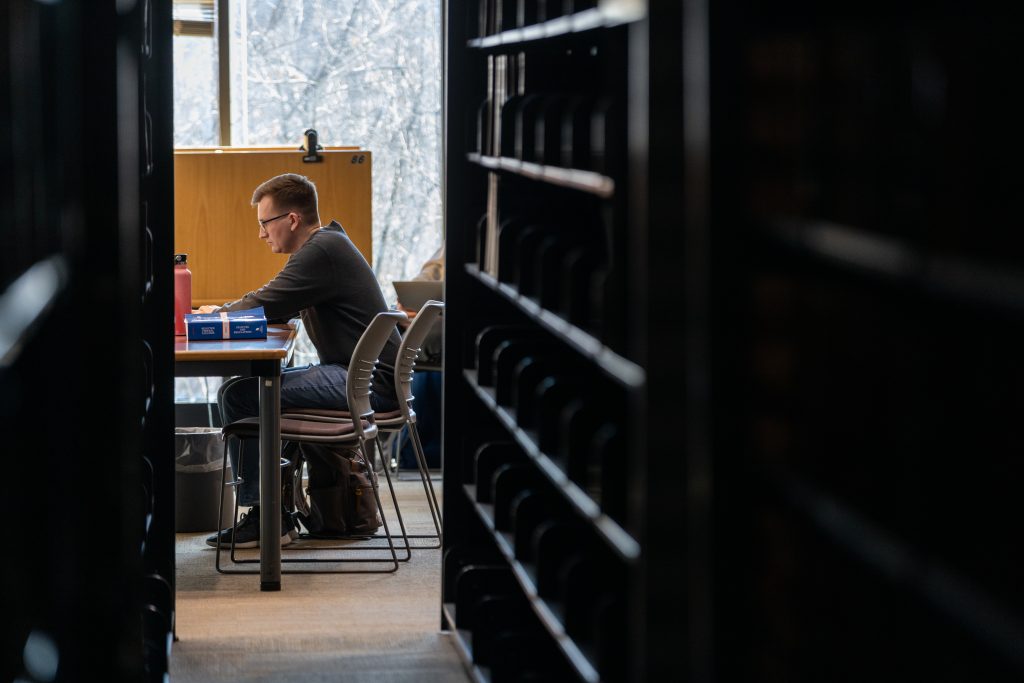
[393,280,444,311]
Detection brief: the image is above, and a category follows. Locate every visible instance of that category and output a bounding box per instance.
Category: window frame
[172,0,230,145]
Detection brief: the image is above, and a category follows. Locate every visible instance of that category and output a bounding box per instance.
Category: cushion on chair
[282,417,368,439]
[281,408,350,419]
[281,408,404,421]
[223,416,369,439]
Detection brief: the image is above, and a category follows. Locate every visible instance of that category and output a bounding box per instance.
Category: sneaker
[282,509,296,544]
[205,506,295,548]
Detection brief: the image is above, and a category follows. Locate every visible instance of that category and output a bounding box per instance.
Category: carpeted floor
[170,477,467,682]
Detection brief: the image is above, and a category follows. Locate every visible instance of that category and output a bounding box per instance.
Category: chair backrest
[346,311,406,439]
[395,301,444,422]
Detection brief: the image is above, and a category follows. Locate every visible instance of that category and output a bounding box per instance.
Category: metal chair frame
[214,311,410,574]
[282,302,445,550]
[371,301,443,548]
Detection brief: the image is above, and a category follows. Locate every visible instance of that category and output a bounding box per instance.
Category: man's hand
[395,302,417,328]
[195,304,219,314]
[395,302,418,318]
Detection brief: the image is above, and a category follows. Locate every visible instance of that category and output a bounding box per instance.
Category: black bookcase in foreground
[709,3,1024,681]
[0,1,175,680]
[442,1,1024,681]
[441,0,690,680]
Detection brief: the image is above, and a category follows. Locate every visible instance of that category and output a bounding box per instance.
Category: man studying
[200,173,400,548]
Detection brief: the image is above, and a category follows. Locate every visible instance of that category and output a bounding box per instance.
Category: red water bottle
[174,253,192,336]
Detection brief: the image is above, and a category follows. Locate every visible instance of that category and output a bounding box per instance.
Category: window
[173,0,220,145]
[173,0,443,292]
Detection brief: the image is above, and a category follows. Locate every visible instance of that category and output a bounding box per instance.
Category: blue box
[185,307,268,340]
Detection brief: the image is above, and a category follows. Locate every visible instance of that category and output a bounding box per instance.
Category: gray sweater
[220,221,399,401]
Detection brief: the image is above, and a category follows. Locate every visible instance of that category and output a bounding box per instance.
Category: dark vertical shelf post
[630,0,694,679]
[140,1,177,676]
[440,0,478,629]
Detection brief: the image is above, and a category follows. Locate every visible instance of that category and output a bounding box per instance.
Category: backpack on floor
[290,443,381,538]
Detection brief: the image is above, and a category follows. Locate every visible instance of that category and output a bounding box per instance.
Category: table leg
[259,373,282,591]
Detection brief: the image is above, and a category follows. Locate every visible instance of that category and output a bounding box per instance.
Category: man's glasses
[258,212,291,231]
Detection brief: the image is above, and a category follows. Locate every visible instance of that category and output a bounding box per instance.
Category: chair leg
[407,423,441,521]
[215,435,250,574]
[387,430,400,474]
[270,439,410,570]
[373,426,440,548]
[230,441,242,565]
[370,438,412,560]
[214,438,229,574]
[217,436,407,573]
[359,439,400,572]
[374,435,440,547]
[407,422,442,548]
[218,440,298,572]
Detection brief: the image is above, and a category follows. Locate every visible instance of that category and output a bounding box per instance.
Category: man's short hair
[251,173,319,225]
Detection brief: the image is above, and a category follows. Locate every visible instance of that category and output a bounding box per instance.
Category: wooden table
[174,323,298,591]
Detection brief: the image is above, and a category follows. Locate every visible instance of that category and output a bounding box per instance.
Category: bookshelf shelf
[467,2,645,49]
[762,217,1024,314]
[469,16,572,48]
[442,603,490,683]
[465,264,644,388]
[467,153,615,198]
[462,484,603,683]
[463,368,641,561]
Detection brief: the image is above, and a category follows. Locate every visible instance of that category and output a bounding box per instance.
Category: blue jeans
[399,370,441,469]
[218,363,398,506]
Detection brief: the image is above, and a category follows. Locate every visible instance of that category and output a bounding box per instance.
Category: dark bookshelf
[442,0,687,680]
[0,1,174,679]
[710,2,1024,681]
[446,0,1024,680]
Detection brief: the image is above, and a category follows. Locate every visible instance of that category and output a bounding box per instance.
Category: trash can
[175,427,235,533]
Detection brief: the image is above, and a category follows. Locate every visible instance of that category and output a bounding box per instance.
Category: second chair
[285,301,445,550]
